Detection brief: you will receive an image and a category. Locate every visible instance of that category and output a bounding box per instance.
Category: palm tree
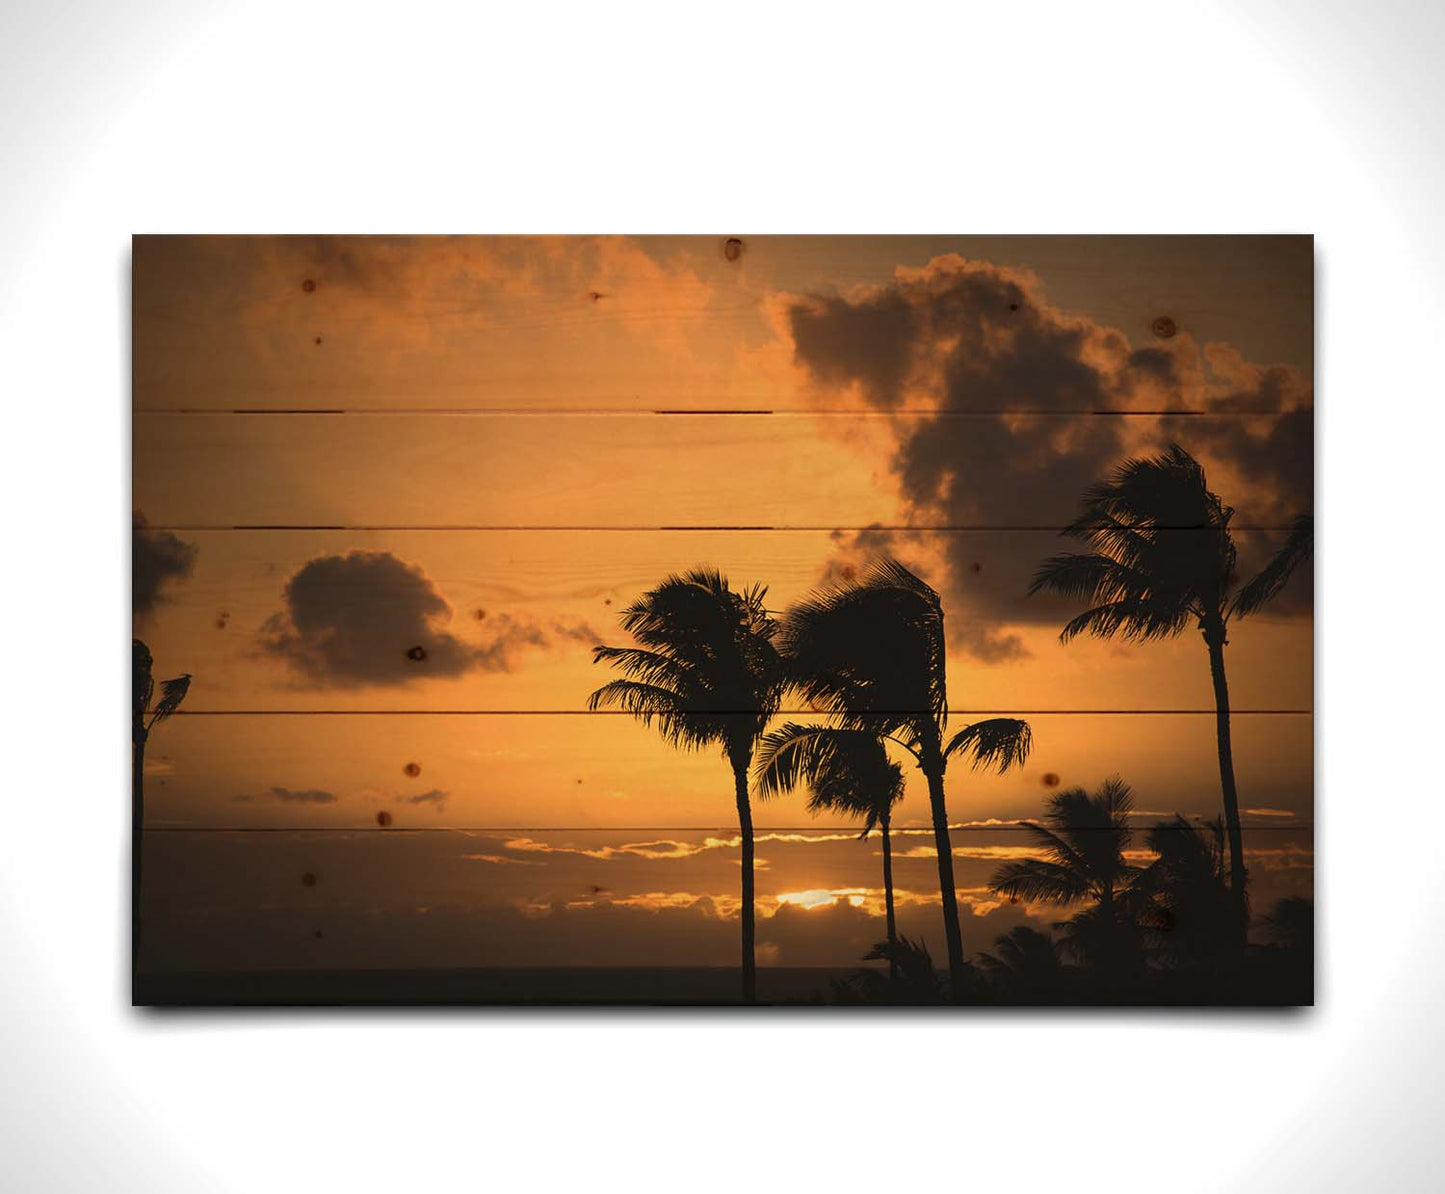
[753,723,906,978]
[587,569,785,1003]
[1139,815,1238,964]
[779,558,1033,997]
[1029,445,1312,934]
[132,639,190,970]
[988,777,1150,975]
[977,925,1064,999]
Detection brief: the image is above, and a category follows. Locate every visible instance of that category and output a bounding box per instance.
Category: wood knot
[403,762,421,778]
[1151,315,1177,339]
[406,645,427,662]
[723,237,744,262]
[302,279,317,293]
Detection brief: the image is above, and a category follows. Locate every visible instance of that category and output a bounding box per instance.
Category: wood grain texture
[140,711,1313,831]
[137,529,1312,713]
[134,411,1309,529]
[133,234,1312,412]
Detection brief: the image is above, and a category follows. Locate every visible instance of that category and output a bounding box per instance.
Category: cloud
[500,830,863,863]
[233,786,338,804]
[398,788,449,810]
[785,256,1313,658]
[260,550,595,686]
[133,511,196,619]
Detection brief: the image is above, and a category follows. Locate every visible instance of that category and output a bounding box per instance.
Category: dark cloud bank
[261,550,595,687]
[788,257,1314,660]
[133,511,196,619]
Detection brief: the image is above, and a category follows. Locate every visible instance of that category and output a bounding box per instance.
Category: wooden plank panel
[136,529,1313,712]
[139,712,1313,832]
[133,235,1312,412]
[137,823,1312,983]
[133,412,1310,529]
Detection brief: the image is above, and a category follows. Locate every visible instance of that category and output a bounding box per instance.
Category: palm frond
[778,557,947,740]
[148,673,191,728]
[752,723,903,827]
[133,639,154,720]
[944,718,1033,773]
[989,859,1091,906]
[1039,444,1240,644]
[1059,598,1192,644]
[1230,514,1313,619]
[586,680,721,751]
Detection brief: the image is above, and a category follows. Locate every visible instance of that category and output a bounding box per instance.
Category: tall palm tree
[753,723,906,978]
[779,558,1033,997]
[132,639,190,970]
[1029,445,1312,934]
[587,569,785,1003]
[988,777,1150,975]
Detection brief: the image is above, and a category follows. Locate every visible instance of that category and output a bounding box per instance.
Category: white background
[1,1,1440,1189]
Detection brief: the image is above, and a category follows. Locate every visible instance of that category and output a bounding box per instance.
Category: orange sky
[133,235,1313,970]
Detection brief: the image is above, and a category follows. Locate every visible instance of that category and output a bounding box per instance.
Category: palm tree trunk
[924,765,966,1000]
[880,809,897,985]
[1204,624,1248,943]
[132,727,146,977]
[733,762,757,1004]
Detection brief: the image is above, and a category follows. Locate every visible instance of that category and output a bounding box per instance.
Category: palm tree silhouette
[779,558,1032,997]
[753,723,906,978]
[977,925,1064,998]
[587,569,785,1003]
[1138,815,1238,964]
[1029,445,1311,934]
[132,639,190,971]
[988,777,1149,975]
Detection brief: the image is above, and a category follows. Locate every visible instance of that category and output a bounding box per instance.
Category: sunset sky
[133,235,1313,974]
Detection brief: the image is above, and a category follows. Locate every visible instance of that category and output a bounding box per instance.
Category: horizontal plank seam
[143,524,1310,532]
[140,825,1315,833]
[154,708,1313,716]
[133,407,1300,417]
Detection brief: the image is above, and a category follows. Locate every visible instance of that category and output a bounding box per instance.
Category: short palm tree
[588,569,785,1003]
[1030,445,1311,935]
[988,777,1150,975]
[780,558,1033,997]
[753,723,906,978]
[1139,815,1238,964]
[132,639,191,969]
[977,925,1064,998]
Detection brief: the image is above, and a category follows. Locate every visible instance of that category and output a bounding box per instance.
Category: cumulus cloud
[133,511,196,620]
[785,256,1313,658]
[260,550,596,687]
[234,786,337,804]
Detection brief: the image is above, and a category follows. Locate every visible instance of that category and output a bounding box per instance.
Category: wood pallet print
[131,235,1314,1006]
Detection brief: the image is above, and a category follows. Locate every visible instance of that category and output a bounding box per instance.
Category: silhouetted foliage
[977,926,1066,1000]
[779,558,1032,998]
[1139,815,1240,964]
[588,569,785,1002]
[753,723,905,976]
[1031,445,1312,935]
[989,777,1151,976]
[830,935,956,1004]
[132,639,190,971]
